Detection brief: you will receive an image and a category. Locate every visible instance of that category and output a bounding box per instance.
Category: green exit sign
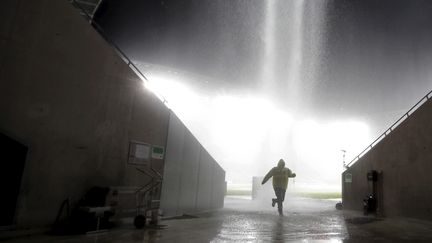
[152,146,164,160]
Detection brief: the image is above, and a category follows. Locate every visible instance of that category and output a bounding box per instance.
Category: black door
[0,133,27,226]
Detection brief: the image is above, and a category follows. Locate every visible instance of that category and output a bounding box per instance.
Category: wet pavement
[3,196,432,242]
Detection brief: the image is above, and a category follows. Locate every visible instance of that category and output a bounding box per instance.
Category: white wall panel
[161,113,225,217]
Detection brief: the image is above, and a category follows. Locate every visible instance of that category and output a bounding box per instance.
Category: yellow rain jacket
[262,160,296,189]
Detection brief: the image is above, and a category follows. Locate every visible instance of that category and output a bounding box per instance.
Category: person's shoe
[272,199,276,207]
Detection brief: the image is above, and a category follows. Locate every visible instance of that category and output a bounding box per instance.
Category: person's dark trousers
[273,187,286,215]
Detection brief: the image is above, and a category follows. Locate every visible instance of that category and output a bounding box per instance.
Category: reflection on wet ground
[213,196,347,242]
[3,196,432,242]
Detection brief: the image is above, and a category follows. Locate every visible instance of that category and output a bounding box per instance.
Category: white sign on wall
[128,141,150,165]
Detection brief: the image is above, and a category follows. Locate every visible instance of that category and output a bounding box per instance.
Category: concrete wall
[342,97,432,220]
[0,0,170,226]
[160,113,226,217]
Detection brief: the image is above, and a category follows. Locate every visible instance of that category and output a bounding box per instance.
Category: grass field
[293,191,341,199]
[226,189,341,199]
[226,189,253,196]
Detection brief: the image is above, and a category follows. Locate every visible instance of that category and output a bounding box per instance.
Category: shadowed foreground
[3,196,432,242]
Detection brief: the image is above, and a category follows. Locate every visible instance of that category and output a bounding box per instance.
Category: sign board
[151,146,164,160]
[128,141,150,165]
[345,173,352,183]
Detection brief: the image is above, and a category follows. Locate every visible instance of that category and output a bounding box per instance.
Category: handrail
[68,0,168,105]
[150,167,163,180]
[135,180,155,194]
[134,167,163,195]
[346,89,432,168]
[142,181,161,196]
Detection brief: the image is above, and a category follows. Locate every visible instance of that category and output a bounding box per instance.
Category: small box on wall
[151,145,164,160]
[344,173,352,183]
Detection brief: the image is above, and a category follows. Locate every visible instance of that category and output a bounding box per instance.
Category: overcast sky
[96,0,432,116]
[94,0,432,187]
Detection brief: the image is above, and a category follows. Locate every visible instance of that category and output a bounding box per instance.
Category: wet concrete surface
[3,196,432,242]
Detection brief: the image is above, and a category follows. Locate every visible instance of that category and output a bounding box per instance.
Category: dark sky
[95,0,265,87]
[95,0,432,133]
[319,0,432,117]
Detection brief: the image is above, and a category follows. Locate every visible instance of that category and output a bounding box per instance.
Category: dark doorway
[0,133,27,226]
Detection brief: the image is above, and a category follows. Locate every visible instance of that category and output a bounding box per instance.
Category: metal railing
[68,0,168,105]
[346,89,432,168]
